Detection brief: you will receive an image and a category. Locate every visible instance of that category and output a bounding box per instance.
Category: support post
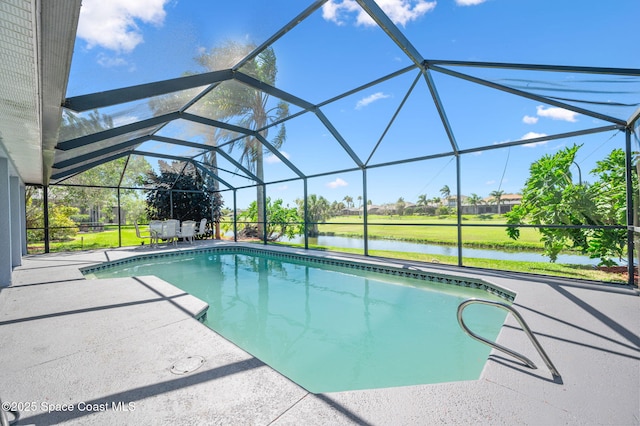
[456,155,463,267]
[262,184,267,245]
[303,178,309,250]
[624,128,635,286]
[363,168,369,256]
[233,189,237,242]
[20,183,27,255]
[43,185,50,253]
[0,158,11,286]
[117,187,122,247]
[10,176,21,267]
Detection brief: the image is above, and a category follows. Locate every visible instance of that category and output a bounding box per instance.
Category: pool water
[90,252,508,393]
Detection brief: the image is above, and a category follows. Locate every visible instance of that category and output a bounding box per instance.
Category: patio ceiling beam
[50,152,130,181]
[180,113,305,178]
[56,112,180,151]
[151,135,213,153]
[428,64,627,126]
[366,71,423,165]
[318,64,417,108]
[192,162,236,190]
[356,0,424,67]
[132,150,235,190]
[233,71,316,111]
[152,135,263,184]
[180,112,254,136]
[315,109,364,168]
[424,60,640,76]
[234,0,328,72]
[457,124,623,155]
[62,70,234,112]
[254,133,306,178]
[422,69,459,154]
[628,106,640,127]
[53,135,151,169]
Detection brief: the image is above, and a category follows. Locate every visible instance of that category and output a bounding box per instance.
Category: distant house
[477,193,522,214]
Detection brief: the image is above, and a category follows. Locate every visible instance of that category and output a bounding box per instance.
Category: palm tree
[343,195,353,209]
[396,197,406,216]
[196,41,289,236]
[490,190,505,214]
[467,193,482,215]
[440,185,451,206]
[296,194,330,236]
[416,194,428,214]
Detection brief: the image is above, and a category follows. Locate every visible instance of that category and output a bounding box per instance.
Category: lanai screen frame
[39,0,640,285]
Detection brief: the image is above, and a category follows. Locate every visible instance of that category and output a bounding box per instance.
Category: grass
[29,226,145,253]
[319,214,546,250]
[26,219,630,284]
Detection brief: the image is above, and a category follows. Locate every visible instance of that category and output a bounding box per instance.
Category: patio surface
[0,240,638,425]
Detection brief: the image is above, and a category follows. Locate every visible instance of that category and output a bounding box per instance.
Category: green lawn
[319,214,546,250]
[29,226,144,252]
[27,218,629,284]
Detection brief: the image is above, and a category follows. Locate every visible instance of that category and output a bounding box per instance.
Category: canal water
[282,235,599,266]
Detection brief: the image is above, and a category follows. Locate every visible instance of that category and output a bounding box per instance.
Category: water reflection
[282,235,598,265]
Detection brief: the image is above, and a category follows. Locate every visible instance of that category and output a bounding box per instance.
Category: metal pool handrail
[457,298,561,378]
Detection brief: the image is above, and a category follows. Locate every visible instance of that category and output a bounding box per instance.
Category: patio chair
[134,221,157,247]
[195,218,208,239]
[159,219,180,246]
[149,220,162,246]
[179,220,197,244]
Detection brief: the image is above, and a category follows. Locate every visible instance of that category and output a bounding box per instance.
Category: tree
[195,41,289,237]
[440,185,451,205]
[489,190,505,214]
[586,148,636,265]
[416,194,428,214]
[468,193,482,215]
[296,194,331,237]
[343,195,353,209]
[506,144,596,263]
[145,162,214,222]
[396,197,406,216]
[237,198,302,241]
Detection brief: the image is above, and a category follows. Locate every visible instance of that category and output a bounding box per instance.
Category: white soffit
[0,0,79,185]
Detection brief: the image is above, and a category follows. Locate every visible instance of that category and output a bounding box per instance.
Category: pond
[281,235,599,266]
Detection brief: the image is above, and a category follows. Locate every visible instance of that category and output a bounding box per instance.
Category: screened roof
[31,1,640,199]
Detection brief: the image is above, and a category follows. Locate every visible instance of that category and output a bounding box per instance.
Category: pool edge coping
[81,244,517,302]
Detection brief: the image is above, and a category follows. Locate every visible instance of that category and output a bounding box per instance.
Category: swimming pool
[85,247,513,393]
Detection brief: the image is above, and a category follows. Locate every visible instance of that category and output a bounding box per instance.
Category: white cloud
[356,92,390,109]
[536,105,578,122]
[486,179,496,185]
[77,0,169,53]
[522,131,549,148]
[522,115,538,124]
[265,151,291,164]
[323,0,436,27]
[455,0,487,5]
[326,178,348,188]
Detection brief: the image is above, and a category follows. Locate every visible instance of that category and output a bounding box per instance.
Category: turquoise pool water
[89,251,509,393]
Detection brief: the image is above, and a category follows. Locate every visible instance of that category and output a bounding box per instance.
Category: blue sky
[67,0,639,209]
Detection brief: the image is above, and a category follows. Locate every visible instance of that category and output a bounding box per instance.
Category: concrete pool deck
[0,241,638,425]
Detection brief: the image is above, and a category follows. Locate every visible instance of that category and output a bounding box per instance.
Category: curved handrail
[457,298,561,378]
